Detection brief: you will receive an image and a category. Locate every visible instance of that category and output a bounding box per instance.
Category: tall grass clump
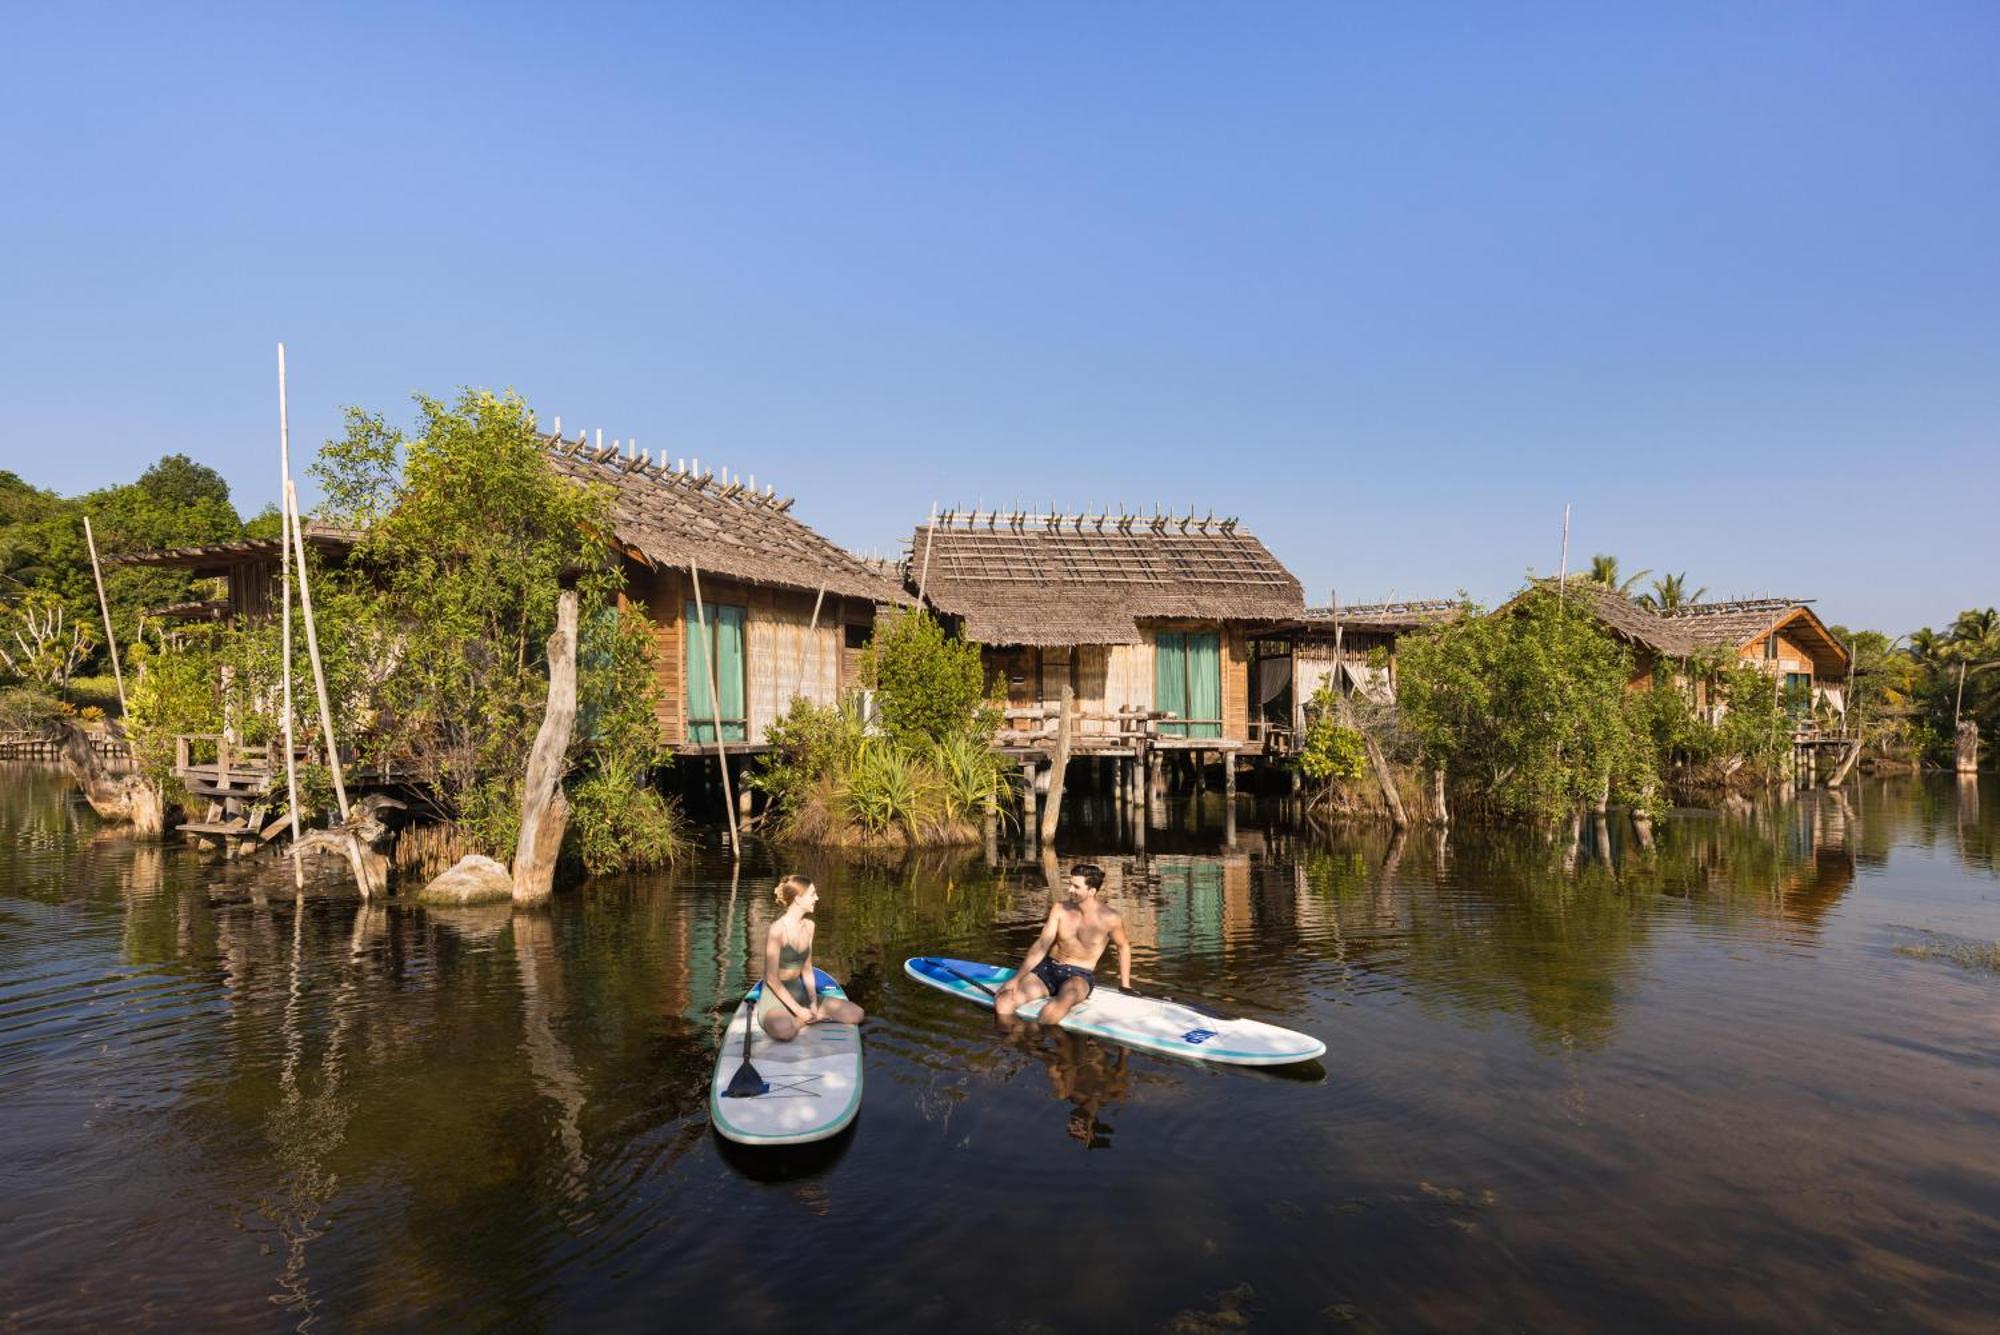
[751,611,1007,847]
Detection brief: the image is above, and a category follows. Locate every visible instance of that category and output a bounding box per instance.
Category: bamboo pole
[689,560,740,857]
[287,479,374,897]
[81,517,127,715]
[1557,503,1571,610]
[915,502,938,605]
[286,481,349,821]
[276,344,303,888]
[794,583,826,702]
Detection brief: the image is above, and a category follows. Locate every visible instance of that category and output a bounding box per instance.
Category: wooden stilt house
[906,509,1305,753]
[543,437,904,752]
[106,525,360,628]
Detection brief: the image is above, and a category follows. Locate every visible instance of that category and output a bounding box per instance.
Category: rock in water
[420,854,514,904]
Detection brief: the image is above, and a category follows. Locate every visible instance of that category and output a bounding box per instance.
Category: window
[844,622,871,650]
[685,601,747,742]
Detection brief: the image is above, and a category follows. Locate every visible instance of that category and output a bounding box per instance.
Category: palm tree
[1640,571,1707,611]
[1586,554,1651,597]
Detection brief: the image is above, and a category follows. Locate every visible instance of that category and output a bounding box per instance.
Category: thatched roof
[544,437,903,603]
[1301,599,1464,634]
[105,523,361,577]
[907,509,1304,646]
[1662,599,1849,674]
[1522,583,1850,672]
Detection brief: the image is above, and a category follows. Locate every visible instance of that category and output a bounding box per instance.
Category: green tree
[1398,586,1654,821]
[1586,554,1650,596]
[327,389,667,860]
[866,608,989,747]
[1639,571,1706,610]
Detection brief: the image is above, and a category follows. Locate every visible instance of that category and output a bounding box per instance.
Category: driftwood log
[49,719,163,835]
[292,793,403,891]
[513,589,579,904]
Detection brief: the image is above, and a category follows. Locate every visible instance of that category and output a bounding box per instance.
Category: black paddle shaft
[723,992,767,1098]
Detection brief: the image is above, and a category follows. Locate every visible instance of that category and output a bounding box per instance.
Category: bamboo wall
[625,565,869,747]
[980,621,1254,741]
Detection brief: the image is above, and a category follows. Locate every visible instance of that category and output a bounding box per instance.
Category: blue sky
[3,3,1995,633]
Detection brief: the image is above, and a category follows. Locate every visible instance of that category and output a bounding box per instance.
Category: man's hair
[1070,863,1105,891]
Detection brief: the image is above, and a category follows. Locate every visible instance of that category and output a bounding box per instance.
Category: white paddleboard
[710,968,863,1146]
[903,957,1325,1066]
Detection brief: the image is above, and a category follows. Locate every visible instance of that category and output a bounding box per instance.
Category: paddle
[721,991,768,1098]
[931,959,1000,999]
[1118,984,1235,1022]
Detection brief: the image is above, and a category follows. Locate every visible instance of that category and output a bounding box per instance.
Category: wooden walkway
[0,729,130,762]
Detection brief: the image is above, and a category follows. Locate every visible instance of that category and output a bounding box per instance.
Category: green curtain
[1155,632,1189,737]
[1186,633,1222,739]
[1154,631,1223,739]
[686,601,748,743]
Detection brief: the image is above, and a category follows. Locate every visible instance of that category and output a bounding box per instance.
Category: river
[1,764,1996,1331]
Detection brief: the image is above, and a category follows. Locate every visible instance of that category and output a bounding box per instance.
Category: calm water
[2,765,1998,1333]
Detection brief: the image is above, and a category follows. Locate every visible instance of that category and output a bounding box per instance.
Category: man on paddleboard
[994,863,1131,1025]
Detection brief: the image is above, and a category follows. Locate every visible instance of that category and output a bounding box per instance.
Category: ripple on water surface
[2,771,2000,1330]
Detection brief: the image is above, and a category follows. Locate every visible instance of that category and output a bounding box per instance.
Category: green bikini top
[776,939,809,970]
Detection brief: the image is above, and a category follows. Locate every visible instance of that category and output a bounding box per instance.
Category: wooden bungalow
[543,437,905,754]
[106,524,360,628]
[906,509,1305,761]
[1537,584,1851,725]
[1250,599,1463,739]
[1658,598,1851,722]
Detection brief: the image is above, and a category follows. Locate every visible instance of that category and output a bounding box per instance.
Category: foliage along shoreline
[5,404,2000,873]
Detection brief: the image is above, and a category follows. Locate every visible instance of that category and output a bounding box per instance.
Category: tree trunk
[1361,729,1408,832]
[1956,719,1980,775]
[1039,686,1075,845]
[1432,765,1449,828]
[50,720,163,832]
[514,590,579,904]
[1827,739,1863,789]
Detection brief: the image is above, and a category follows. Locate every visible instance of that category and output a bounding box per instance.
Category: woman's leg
[757,996,800,1042]
[819,996,864,1024]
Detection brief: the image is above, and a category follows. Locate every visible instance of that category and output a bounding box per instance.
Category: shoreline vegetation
[4,401,1998,887]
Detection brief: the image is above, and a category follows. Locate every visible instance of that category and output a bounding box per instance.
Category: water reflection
[1,767,1997,1330]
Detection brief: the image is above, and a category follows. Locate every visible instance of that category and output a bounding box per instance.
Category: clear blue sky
[4,4,1996,634]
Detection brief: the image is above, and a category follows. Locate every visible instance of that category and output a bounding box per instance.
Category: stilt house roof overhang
[543,436,904,604]
[905,509,1305,646]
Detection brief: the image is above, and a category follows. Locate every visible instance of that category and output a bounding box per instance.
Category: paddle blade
[723,1058,768,1098]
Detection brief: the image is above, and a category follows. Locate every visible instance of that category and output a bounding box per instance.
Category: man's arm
[1016,908,1063,980]
[1110,912,1131,989]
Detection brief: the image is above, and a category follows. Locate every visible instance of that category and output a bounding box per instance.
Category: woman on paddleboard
[758,875,865,1041]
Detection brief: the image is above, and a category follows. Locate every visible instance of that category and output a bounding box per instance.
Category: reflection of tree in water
[1286,795,1863,1051]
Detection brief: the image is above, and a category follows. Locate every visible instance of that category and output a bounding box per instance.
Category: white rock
[419,854,514,904]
